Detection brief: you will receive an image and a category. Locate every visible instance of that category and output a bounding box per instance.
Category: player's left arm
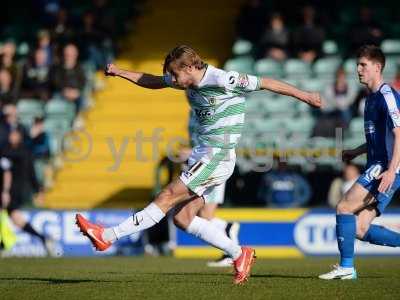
[377,127,400,192]
[259,77,322,108]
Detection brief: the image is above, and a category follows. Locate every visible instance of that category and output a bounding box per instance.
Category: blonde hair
[163,45,205,74]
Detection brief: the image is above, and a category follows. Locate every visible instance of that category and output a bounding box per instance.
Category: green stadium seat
[263,96,296,117]
[349,117,364,135]
[301,78,327,93]
[17,99,44,127]
[285,117,315,138]
[313,57,341,79]
[382,39,400,55]
[383,56,400,79]
[323,40,339,56]
[344,58,357,77]
[44,118,72,155]
[254,58,283,78]
[232,39,253,56]
[45,99,75,123]
[284,59,312,79]
[224,57,254,74]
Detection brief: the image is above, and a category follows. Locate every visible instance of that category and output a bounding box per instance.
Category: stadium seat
[382,39,400,55]
[383,56,400,79]
[301,78,327,93]
[344,58,357,77]
[313,57,341,79]
[349,117,364,135]
[224,56,254,74]
[45,99,75,123]
[263,96,296,117]
[283,59,312,79]
[254,58,283,78]
[285,117,315,139]
[232,39,253,56]
[323,40,339,56]
[17,99,45,127]
[44,118,72,155]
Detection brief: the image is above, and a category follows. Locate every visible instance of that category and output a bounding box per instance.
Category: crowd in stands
[0,0,141,208]
[223,0,400,208]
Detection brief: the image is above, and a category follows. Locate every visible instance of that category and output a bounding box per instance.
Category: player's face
[357,57,381,85]
[169,65,195,89]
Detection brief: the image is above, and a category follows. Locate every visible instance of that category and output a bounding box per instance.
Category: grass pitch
[0,257,399,300]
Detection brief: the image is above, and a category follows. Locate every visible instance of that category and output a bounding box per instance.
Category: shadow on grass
[0,277,120,284]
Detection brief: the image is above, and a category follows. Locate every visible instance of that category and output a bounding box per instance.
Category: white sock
[103,203,165,242]
[186,216,242,260]
[210,218,228,231]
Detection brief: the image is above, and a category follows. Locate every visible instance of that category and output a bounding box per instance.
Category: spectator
[292,5,325,63]
[0,129,56,255]
[321,67,358,126]
[0,104,29,149]
[348,6,384,54]
[0,68,17,108]
[27,117,50,189]
[236,0,266,44]
[20,48,52,101]
[257,160,311,207]
[36,30,54,66]
[0,41,21,92]
[77,10,109,69]
[49,8,75,51]
[92,0,117,38]
[51,43,86,113]
[259,13,289,61]
[328,163,360,208]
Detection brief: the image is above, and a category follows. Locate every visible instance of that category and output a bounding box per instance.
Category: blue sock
[336,214,356,268]
[362,224,400,247]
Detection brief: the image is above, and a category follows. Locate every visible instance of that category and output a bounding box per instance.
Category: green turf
[0,257,399,299]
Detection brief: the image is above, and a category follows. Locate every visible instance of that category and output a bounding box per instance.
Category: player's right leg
[173,197,242,266]
[76,177,194,251]
[198,186,241,267]
[319,182,373,280]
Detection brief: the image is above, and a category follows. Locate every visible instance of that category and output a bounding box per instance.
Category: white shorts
[180,146,235,203]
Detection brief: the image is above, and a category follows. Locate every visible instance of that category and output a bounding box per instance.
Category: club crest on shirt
[365,120,375,134]
[237,74,249,88]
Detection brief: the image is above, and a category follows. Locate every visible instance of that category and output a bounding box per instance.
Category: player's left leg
[356,182,400,247]
[319,182,373,280]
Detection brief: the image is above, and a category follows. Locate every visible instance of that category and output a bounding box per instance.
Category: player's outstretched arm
[259,77,322,108]
[105,63,167,89]
[342,143,367,162]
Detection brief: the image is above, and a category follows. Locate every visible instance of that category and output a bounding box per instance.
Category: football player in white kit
[186,108,240,267]
[76,45,321,284]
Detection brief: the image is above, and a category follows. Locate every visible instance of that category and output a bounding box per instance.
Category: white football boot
[319,264,357,280]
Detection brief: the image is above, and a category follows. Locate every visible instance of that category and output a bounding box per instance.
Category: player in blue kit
[319,45,400,280]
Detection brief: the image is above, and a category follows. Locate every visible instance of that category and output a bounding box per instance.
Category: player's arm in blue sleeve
[377,86,400,192]
[259,77,322,108]
[105,63,168,89]
[342,143,367,162]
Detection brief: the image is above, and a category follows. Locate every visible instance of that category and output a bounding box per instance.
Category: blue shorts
[356,164,400,216]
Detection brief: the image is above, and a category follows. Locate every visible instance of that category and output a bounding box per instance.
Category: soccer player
[76,45,321,284]
[186,107,240,267]
[319,45,400,280]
